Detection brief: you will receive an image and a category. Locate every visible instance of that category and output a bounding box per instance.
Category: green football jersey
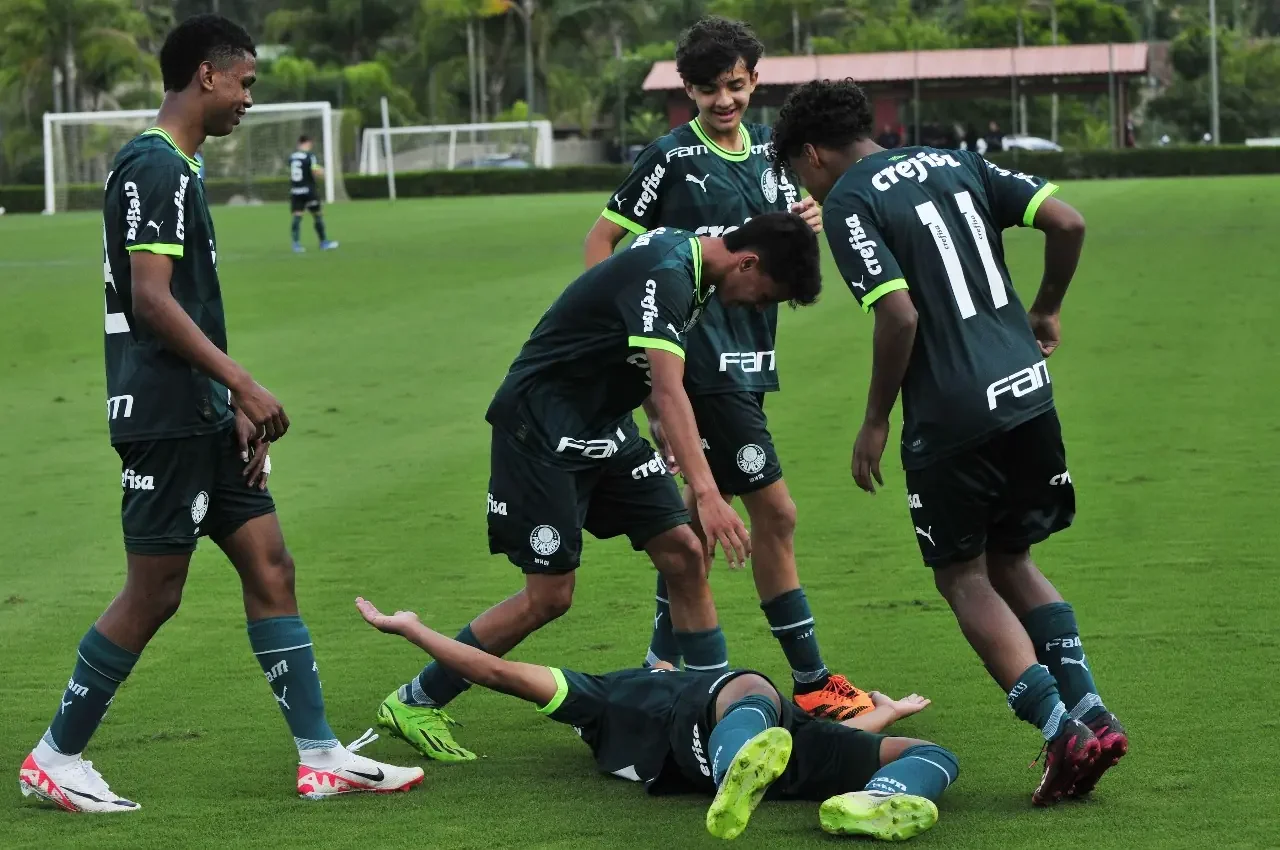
[602,120,800,395]
[103,128,233,443]
[486,228,713,468]
[822,147,1061,469]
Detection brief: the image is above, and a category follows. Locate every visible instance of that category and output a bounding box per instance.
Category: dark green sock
[645,575,682,667]
[1022,602,1105,723]
[291,216,301,242]
[676,626,728,672]
[247,616,338,751]
[1007,663,1068,740]
[45,627,139,755]
[314,215,328,242]
[864,744,959,802]
[761,588,828,690]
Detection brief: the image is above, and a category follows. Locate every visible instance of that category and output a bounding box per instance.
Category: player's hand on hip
[1027,310,1061,357]
[791,197,823,235]
[232,380,290,442]
[697,494,750,570]
[648,418,680,475]
[852,420,889,494]
[355,597,421,635]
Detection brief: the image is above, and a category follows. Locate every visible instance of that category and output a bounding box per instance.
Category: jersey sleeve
[602,142,671,236]
[616,255,694,359]
[972,152,1060,229]
[119,153,191,258]
[822,197,908,313]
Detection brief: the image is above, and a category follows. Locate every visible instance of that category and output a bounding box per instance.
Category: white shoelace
[70,759,111,795]
[345,729,379,754]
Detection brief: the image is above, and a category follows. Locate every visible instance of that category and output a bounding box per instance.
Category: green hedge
[4,148,1278,214]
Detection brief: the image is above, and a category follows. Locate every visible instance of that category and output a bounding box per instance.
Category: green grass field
[2,178,1278,850]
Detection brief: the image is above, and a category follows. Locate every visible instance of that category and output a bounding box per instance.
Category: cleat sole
[820,793,938,841]
[706,727,792,840]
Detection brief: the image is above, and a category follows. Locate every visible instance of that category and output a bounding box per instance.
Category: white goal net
[42,101,345,214]
[358,121,554,174]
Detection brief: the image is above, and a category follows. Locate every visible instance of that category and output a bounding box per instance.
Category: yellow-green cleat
[819,791,939,841]
[376,691,476,762]
[705,727,793,840]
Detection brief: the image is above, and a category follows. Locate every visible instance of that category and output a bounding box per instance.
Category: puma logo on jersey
[915,526,935,546]
[145,220,162,235]
[685,173,709,192]
[613,193,626,208]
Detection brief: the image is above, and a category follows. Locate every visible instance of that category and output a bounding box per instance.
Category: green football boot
[376,691,476,762]
[705,727,793,840]
[819,791,939,841]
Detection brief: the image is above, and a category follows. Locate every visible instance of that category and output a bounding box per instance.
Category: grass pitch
[1,177,1277,849]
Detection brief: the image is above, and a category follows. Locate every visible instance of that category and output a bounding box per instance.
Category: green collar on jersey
[142,127,202,173]
[690,118,751,162]
[689,236,707,302]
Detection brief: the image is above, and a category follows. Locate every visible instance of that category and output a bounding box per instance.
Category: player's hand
[852,419,890,494]
[235,409,271,490]
[791,196,823,235]
[696,493,751,570]
[232,379,290,442]
[1027,309,1061,357]
[647,417,680,475]
[870,691,932,720]
[355,597,421,635]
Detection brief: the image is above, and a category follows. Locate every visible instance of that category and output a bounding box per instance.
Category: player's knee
[242,549,298,611]
[719,672,782,711]
[122,563,188,626]
[751,491,796,543]
[525,579,574,625]
[932,557,988,601]
[651,528,706,583]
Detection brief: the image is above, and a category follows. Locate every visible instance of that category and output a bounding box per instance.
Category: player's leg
[290,193,305,250]
[916,435,1098,805]
[309,199,336,249]
[381,428,583,760]
[209,431,422,797]
[20,437,210,813]
[592,439,728,673]
[820,736,958,840]
[645,481,713,669]
[987,410,1126,795]
[705,674,793,840]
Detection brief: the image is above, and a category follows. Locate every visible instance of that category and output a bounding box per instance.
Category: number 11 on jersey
[916,191,1009,319]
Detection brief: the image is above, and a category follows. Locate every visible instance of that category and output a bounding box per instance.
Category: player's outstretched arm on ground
[852,289,918,494]
[839,692,932,733]
[131,252,289,440]
[1027,197,1087,358]
[355,598,559,707]
[647,348,750,568]
[584,216,629,267]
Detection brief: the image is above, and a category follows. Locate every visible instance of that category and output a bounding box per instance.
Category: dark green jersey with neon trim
[823,147,1061,469]
[486,229,712,468]
[602,121,799,395]
[103,129,232,444]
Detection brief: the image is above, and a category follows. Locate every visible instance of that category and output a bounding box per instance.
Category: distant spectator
[876,124,901,148]
[983,121,1003,153]
[1124,118,1136,148]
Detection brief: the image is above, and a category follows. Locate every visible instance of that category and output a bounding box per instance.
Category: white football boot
[297,729,425,799]
[19,747,140,813]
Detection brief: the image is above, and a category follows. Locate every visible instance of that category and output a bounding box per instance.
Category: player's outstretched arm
[839,692,932,733]
[647,348,750,568]
[583,216,628,268]
[131,252,289,440]
[355,598,560,707]
[1027,197,1086,357]
[853,289,918,494]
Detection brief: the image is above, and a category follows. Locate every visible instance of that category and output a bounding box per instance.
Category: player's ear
[198,60,217,93]
[738,253,759,274]
[803,143,821,171]
[684,81,697,102]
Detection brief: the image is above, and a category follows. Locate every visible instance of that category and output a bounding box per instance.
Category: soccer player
[583,17,869,721]
[18,15,421,813]
[378,216,822,762]
[289,135,337,252]
[769,79,1128,806]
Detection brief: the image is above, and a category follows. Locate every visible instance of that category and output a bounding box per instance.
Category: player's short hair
[160,14,256,92]
[298,135,311,144]
[769,78,874,176]
[723,212,822,307]
[676,17,763,87]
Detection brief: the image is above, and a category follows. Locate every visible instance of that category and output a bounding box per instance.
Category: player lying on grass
[769,78,1127,806]
[584,18,870,722]
[358,598,958,841]
[378,215,823,763]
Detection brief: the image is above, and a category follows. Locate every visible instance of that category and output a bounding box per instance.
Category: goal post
[358,120,554,176]
[42,101,343,214]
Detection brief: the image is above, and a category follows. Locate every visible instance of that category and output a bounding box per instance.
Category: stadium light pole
[1209,0,1221,144]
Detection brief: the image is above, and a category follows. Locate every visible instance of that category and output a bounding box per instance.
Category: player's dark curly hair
[769,78,874,178]
[676,17,764,87]
[161,14,256,92]
[724,212,822,308]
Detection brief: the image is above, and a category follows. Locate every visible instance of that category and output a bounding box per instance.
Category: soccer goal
[358,121,554,175]
[42,101,345,214]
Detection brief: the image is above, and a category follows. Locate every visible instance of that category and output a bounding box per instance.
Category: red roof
[642,43,1148,90]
